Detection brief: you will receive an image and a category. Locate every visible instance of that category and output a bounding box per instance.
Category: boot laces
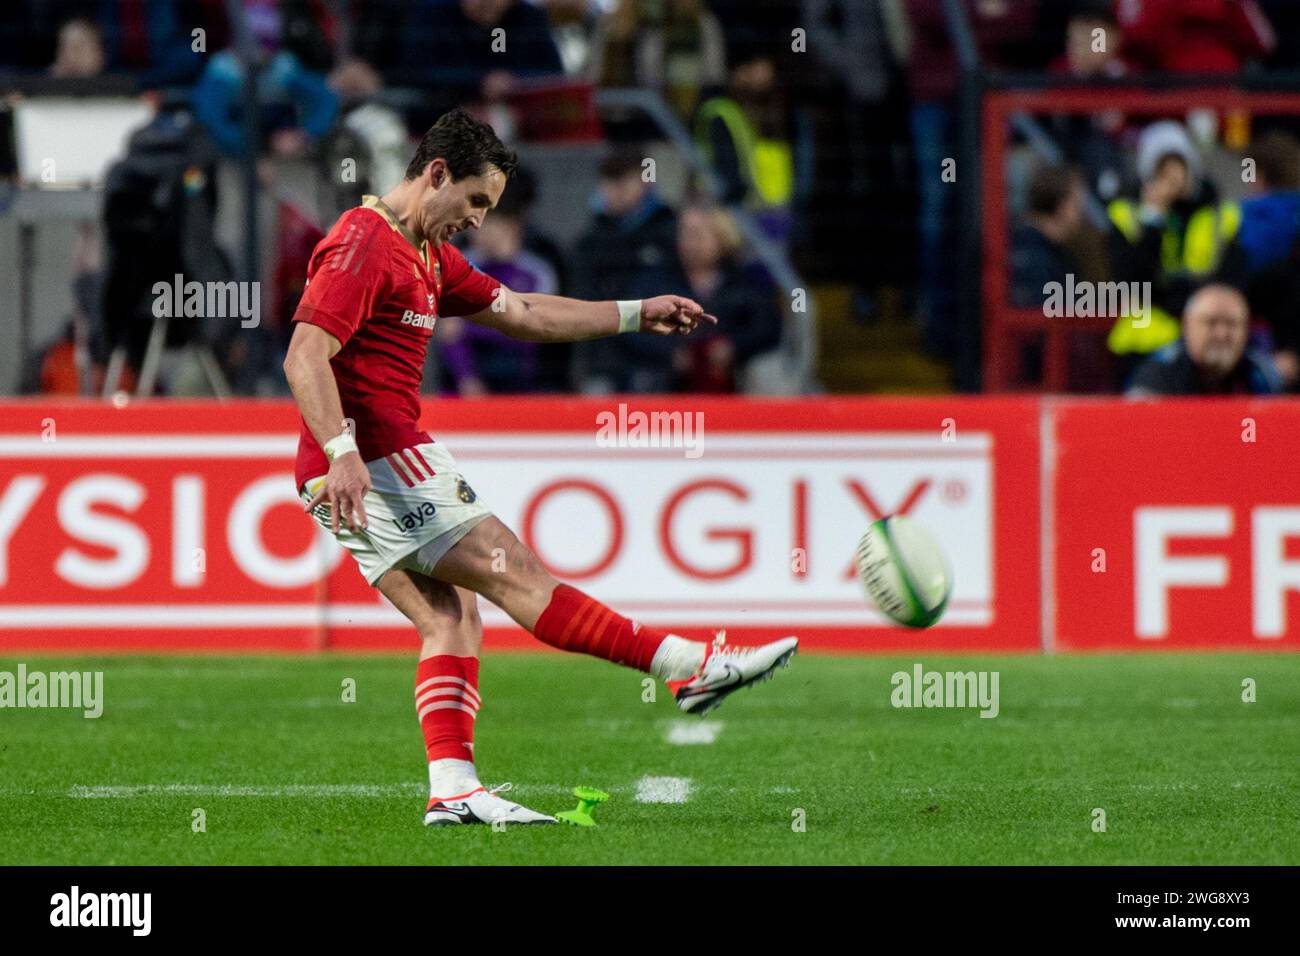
[710,630,757,661]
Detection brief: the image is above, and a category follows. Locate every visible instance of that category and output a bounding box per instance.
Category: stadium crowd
[2,0,1300,396]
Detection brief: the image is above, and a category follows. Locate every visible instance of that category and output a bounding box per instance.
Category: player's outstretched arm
[462,287,717,342]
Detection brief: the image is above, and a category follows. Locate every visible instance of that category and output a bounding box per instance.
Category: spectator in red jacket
[1116,0,1275,74]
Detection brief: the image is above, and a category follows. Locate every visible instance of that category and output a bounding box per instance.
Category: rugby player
[284,109,797,826]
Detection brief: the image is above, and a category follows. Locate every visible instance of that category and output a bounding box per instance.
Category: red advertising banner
[1052,399,1300,650]
[0,397,1041,653]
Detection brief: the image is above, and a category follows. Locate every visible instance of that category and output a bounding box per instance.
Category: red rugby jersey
[291,195,499,487]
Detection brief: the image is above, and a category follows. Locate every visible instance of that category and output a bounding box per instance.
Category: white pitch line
[634,775,692,804]
[68,784,423,799]
[65,782,587,799]
[665,721,724,745]
[51,781,810,801]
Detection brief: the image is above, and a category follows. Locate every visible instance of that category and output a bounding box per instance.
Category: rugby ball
[855,514,952,628]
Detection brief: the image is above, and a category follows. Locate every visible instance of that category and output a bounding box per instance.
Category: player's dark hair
[404,108,519,183]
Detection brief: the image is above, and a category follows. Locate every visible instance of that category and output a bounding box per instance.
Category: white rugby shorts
[300,441,491,585]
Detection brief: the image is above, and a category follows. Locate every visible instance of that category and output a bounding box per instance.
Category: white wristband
[323,431,359,462]
[616,299,642,334]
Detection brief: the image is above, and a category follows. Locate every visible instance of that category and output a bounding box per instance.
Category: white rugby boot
[423,782,557,826]
[667,631,798,715]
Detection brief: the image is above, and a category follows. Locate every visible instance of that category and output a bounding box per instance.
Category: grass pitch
[1,652,1297,866]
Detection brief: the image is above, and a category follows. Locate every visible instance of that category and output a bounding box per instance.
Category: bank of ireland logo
[427,292,435,311]
[457,479,477,504]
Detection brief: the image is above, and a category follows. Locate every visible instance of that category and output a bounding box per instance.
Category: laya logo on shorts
[400,309,436,329]
[393,500,437,534]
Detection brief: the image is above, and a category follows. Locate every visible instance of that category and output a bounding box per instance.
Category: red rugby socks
[532,584,705,679]
[415,655,481,763]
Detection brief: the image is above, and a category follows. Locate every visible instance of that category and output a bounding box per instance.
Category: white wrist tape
[323,431,359,462]
[616,299,642,334]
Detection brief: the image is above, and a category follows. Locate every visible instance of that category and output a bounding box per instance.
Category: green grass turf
[0,653,1297,865]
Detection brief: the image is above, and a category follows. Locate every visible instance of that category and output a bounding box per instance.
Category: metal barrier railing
[980,85,1300,392]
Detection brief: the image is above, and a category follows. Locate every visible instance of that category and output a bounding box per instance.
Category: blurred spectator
[1237,131,1300,274]
[1126,284,1281,396]
[1050,2,1128,78]
[1105,120,1245,356]
[192,1,340,158]
[571,146,678,302]
[50,16,106,78]
[573,147,679,391]
[1012,161,1118,390]
[32,223,115,394]
[98,0,210,87]
[327,55,383,103]
[802,0,912,315]
[1011,163,1084,306]
[496,165,573,390]
[706,0,800,67]
[804,0,894,103]
[1045,2,1129,202]
[327,4,384,104]
[23,0,212,87]
[437,187,559,395]
[670,202,782,392]
[693,52,793,243]
[320,0,414,109]
[588,0,726,121]
[540,0,600,75]
[507,165,568,295]
[902,0,1042,358]
[321,3,415,198]
[271,200,325,331]
[5,0,215,87]
[1238,131,1300,387]
[388,0,563,119]
[583,201,782,394]
[1116,0,1275,74]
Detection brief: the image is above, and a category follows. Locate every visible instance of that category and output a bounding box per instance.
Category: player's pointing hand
[639,295,718,336]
